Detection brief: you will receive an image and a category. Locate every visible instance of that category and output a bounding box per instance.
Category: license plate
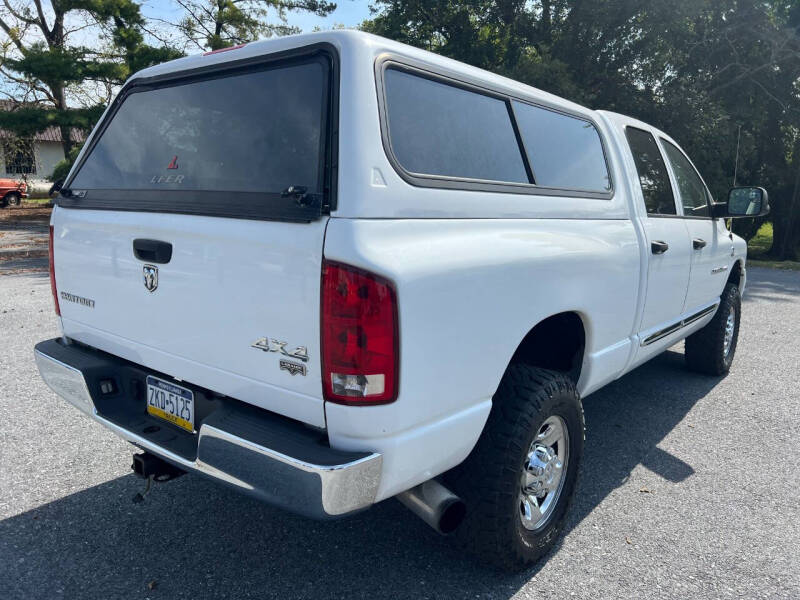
[146,376,194,433]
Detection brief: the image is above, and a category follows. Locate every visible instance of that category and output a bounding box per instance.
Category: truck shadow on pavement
[0,350,721,600]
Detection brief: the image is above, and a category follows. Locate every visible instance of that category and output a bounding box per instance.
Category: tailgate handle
[133,239,173,264]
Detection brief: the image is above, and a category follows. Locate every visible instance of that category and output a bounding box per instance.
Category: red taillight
[49,225,60,316]
[321,261,398,405]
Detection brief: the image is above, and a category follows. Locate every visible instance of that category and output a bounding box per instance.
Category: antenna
[733,125,741,187]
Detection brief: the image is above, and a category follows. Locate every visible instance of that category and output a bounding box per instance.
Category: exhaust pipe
[397,479,466,535]
[132,452,185,482]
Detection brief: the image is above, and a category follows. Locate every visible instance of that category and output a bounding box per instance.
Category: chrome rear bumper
[34,339,382,518]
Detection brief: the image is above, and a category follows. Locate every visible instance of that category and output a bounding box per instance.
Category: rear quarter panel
[324,217,640,500]
[326,35,645,499]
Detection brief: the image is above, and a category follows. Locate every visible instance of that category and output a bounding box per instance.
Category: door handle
[133,239,173,264]
[692,238,707,250]
[651,240,669,255]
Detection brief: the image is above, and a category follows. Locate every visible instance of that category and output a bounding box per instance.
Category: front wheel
[446,364,584,570]
[685,282,741,375]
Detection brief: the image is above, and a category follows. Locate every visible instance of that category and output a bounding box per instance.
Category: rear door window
[66,54,332,220]
[625,127,677,215]
[512,101,610,192]
[383,68,529,183]
[660,140,710,218]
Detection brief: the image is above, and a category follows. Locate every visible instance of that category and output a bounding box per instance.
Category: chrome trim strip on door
[641,303,719,346]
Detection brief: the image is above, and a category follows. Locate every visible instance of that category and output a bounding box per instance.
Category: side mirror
[715,186,769,218]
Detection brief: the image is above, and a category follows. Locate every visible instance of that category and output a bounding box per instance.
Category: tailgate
[51,45,338,428]
[54,209,328,427]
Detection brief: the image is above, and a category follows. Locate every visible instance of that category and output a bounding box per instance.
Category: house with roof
[0,100,86,184]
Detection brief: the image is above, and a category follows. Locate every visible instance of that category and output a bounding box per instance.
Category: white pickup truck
[35,31,768,569]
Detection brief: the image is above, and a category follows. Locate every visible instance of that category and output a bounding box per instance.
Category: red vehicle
[0,176,28,207]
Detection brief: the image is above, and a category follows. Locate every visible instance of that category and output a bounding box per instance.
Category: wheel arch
[507,311,587,385]
[727,259,745,293]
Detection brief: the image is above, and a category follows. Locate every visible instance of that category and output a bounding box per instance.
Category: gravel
[0,267,798,599]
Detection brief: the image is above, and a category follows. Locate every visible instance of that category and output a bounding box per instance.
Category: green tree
[50,143,81,183]
[0,0,183,156]
[175,0,337,51]
[364,0,800,259]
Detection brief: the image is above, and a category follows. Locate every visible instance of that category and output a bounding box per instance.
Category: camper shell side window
[376,58,614,199]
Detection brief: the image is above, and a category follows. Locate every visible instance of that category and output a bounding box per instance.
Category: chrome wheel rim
[723,306,736,357]
[519,415,569,531]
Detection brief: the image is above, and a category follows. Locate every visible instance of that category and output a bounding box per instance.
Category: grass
[22,197,54,205]
[748,222,773,255]
[748,258,800,271]
[746,222,800,270]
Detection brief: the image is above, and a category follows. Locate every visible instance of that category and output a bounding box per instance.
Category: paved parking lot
[1,267,798,599]
[0,207,50,276]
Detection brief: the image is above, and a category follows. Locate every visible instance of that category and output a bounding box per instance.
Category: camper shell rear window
[61,44,338,222]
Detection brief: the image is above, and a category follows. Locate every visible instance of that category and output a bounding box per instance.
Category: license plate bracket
[146,375,195,433]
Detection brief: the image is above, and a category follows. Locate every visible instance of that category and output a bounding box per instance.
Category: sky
[141,0,374,49]
[0,1,374,107]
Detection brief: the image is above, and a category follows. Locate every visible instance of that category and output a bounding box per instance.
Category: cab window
[660,140,710,218]
[625,127,677,215]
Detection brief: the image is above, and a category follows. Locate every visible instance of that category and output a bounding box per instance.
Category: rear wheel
[4,192,21,207]
[446,364,584,570]
[685,282,741,375]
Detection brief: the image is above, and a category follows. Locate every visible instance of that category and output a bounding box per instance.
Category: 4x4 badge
[251,337,309,362]
[143,264,158,292]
